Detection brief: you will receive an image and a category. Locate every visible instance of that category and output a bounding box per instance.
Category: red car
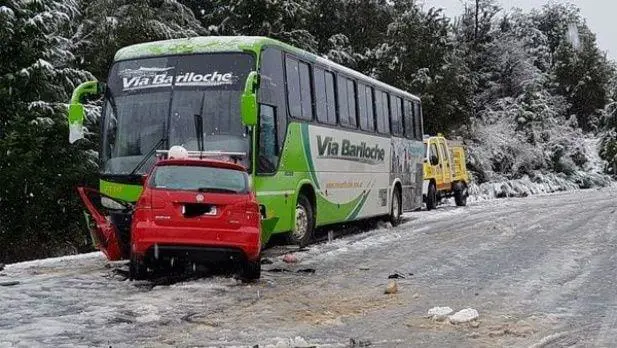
[129,157,261,280]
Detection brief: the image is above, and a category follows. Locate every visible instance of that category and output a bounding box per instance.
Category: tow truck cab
[422,134,470,210]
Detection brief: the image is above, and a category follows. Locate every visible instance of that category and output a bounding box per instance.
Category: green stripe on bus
[301,123,320,189]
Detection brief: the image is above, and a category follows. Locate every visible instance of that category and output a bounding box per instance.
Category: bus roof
[114,36,421,102]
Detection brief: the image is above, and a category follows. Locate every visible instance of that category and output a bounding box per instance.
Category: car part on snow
[77,187,133,261]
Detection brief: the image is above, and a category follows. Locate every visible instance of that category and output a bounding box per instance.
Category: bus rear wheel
[390,187,402,226]
[287,195,315,247]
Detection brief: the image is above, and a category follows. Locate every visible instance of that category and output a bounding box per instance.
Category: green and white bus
[68,36,425,246]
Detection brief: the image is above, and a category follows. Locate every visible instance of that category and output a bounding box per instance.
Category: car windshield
[150,165,248,193]
[101,53,254,175]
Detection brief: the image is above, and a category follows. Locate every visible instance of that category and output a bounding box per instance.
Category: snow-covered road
[2,188,617,347]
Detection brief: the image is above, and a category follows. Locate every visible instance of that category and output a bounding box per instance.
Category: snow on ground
[1,187,617,347]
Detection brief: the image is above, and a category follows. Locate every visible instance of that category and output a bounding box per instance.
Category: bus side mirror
[68,104,86,144]
[241,71,259,126]
[68,81,105,144]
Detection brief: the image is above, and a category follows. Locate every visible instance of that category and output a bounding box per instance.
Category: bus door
[428,141,444,189]
[438,139,453,188]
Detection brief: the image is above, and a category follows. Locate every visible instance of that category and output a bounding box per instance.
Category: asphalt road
[1,188,617,347]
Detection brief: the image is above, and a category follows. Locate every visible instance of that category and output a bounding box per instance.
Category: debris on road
[296,268,315,274]
[448,308,479,324]
[282,254,298,264]
[359,267,370,271]
[266,268,292,273]
[487,324,533,338]
[349,338,372,347]
[385,280,398,294]
[261,258,274,265]
[0,280,19,287]
[427,306,454,321]
[388,273,405,279]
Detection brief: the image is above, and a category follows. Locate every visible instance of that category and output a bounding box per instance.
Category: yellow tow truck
[423,134,470,210]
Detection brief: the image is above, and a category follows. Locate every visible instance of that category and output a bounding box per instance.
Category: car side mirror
[241,71,259,126]
[430,155,439,166]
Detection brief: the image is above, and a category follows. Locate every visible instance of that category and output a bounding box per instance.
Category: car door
[77,187,130,261]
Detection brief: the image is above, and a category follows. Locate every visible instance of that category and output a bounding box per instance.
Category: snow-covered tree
[0,0,98,262]
[182,0,317,52]
[76,0,204,80]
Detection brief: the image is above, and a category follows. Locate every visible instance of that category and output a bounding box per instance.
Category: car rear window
[150,165,248,193]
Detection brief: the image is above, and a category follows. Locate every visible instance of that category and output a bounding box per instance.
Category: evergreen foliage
[0,0,615,262]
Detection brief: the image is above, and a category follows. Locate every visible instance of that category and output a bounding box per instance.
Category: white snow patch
[264,336,313,348]
[448,308,479,324]
[428,306,454,320]
[7,252,104,270]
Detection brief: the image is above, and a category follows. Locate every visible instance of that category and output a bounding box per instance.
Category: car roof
[154,159,247,172]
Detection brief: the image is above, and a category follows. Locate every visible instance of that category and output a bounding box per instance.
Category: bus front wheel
[287,195,315,247]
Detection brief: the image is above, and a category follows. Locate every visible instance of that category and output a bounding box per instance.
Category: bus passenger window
[347,79,357,128]
[325,71,337,124]
[365,86,375,131]
[414,102,423,140]
[337,75,349,126]
[390,95,402,136]
[376,91,390,134]
[314,67,328,124]
[403,99,414,139]
[285,56,312,121]
[358,83,369,130]
[258,104,278,174]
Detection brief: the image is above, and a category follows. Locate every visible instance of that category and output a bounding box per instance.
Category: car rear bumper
[132,224,260,262]
[142,245,252,265]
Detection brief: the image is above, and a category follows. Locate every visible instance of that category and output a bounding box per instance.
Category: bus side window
[258,104,278,174]
[285,56,312,121]
[403,99,414,139]
[259,47,287,152]
[390,95,403,136]
[414,102,423,140]
[375,90,389,134]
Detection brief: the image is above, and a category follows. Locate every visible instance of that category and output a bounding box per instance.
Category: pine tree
[182,0,318,52]
[0,0,98,262]
[76,0,204,80]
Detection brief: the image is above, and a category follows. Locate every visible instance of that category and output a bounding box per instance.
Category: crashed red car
[128,157,261,280]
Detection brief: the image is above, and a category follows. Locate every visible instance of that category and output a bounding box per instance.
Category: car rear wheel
[129,254,147,280]
[287,194,315,247]
[239,259,261,282]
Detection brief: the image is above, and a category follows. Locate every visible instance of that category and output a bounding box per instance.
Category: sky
[423,0,617,60]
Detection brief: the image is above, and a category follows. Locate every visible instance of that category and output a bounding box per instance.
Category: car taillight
[229,201,260,225]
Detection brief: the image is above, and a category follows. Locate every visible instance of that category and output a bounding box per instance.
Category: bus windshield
[101,53,255,175]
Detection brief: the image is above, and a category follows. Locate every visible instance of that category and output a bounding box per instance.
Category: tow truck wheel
[129,254,147,280]
[287,194,315,247]
[390,187,402,226]
[454,183,468,207]
[240,259,261,282]
[426,183,437,211]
